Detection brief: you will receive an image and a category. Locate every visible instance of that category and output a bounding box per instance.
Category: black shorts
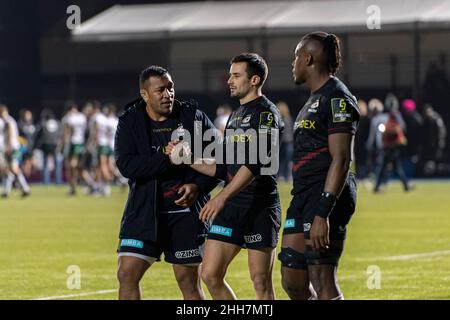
[80,151,96,169]
[208,203,281,249]
[41,144,57,156]
[283,174,357,241]
[118,211,206,265]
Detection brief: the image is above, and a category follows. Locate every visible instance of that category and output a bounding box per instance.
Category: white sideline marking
[32,289,117,300]
[382,250,450,261]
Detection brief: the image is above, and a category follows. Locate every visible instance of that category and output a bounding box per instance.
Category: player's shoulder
[258,96,282,118]
[118,97,144,121]
[326,78,357,103]
[251,96,281,129]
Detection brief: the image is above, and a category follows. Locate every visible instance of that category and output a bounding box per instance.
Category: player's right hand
[310,216,330,251]
[165,140,180,163]
[199,194,226,223]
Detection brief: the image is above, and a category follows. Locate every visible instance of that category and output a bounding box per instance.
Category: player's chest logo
[295,119,316,130]
[294,107,316,131]
[240,114,252,128]
[307,99,320,113]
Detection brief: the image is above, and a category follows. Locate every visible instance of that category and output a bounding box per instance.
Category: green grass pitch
[0,181,449,300]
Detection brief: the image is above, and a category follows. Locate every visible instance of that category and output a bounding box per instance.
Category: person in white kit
[0,104,31,198]
[0,115,7,189]
[92,105,113,196]
[105,103,126,187]
[61,101,87,195]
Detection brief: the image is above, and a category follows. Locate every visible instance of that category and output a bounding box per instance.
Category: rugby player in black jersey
[115,66,219,300]
[278,32,360,300]
[168,53,283,300]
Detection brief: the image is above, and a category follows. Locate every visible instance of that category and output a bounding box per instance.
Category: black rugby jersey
[292,77,359,194]
[217,95,283,208]
[144,110,187,212]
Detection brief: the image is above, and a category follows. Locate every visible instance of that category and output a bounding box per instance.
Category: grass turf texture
[0,181,449,300]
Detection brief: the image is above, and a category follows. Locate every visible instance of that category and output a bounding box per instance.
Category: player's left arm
[311,93,359,250]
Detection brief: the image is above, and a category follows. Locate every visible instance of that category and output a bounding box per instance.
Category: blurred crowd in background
[0,94,447,197]
[0,61,448,197]
[0,100,127,198]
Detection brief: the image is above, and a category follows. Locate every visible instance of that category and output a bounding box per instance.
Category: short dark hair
[301,32,341,75]
[139,65,169,89]
[64,100,77,112]
[230,53,268,88]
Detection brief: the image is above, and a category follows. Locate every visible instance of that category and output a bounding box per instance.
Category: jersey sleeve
[326,91,359,135]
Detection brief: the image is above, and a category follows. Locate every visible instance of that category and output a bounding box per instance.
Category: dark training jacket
[115,97,219,242]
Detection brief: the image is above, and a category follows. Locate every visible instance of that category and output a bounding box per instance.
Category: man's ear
[250,75,261,87]
[305,53,313,67]
[140,89,149,103]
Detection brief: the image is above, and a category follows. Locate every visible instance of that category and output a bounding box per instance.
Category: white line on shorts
[32,289,117,300]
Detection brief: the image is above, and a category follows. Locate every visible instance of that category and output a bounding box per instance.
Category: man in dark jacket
[115,65,218,300]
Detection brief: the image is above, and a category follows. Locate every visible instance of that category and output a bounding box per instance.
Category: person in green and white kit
[61,101,87,195]
[0,104,31,198]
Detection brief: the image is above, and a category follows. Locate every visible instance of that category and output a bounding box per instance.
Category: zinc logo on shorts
[175,249,200,259]
[244,234,262,243]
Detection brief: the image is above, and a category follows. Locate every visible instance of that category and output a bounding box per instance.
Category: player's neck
[239,90,262,106]
[307,73,332,93]
[146,105,168,122]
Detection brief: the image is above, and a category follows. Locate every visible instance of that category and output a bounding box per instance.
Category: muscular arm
[324,133,352,197]
[215,165,254,201]
[310,133,352,250]
[190,162,217,178]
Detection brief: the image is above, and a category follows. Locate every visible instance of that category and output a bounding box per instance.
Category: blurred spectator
[354,99,371,180]
[214,104,232,136]
[0,104,31,197]
[420,103,447,175]
[276,101,293,181]
[374,106,411,193]
[400,99,423,173]
[18,109,37,177]
[35,109,63,184]
[366,99,388,180]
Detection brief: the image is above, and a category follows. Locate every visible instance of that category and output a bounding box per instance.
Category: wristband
[316,192,337,219]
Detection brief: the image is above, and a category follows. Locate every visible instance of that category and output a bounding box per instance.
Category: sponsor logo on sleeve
[331,98,353,123]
